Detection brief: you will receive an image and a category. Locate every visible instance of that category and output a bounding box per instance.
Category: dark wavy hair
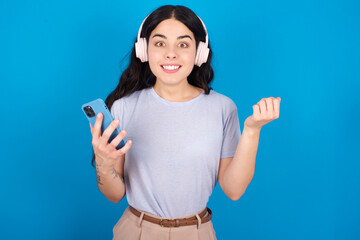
[91,5,214,167]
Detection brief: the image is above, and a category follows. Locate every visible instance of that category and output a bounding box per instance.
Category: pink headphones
[135,14,210,67]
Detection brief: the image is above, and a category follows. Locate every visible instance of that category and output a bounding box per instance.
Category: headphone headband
[136,14,208,48]
[136,14,150,42]
[196,16,209,49]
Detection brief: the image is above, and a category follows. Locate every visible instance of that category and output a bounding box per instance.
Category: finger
[115,139,133,157]
[252,104,260,120]
[109,129,127,149]
[274,97,281,117]
[92,113,103,139]
[90,123,93,135]
[258,99,266,116]
[265,98,275,116]
[100,119,120,146]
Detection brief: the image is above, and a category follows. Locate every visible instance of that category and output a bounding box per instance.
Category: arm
[96,154,126,203]
[90,113,132,203]
[219,97,281,201]
[219,126,260,201]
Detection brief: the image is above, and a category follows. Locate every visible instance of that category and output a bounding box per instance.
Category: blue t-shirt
[110,86,241,218]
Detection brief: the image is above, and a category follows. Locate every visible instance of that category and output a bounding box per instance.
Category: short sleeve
[220,108,241,158]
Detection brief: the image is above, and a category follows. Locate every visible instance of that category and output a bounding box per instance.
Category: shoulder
[111,88,149,115]
[206,89,238,113]
[112,88,149,108]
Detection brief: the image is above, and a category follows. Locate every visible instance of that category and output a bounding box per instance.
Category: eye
[155,42,165,47]
[178,42,188,48]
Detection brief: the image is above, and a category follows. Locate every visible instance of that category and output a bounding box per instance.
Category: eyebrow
[152,34,193,40]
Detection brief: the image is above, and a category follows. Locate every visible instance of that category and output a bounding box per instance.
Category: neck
[153,80,203,102]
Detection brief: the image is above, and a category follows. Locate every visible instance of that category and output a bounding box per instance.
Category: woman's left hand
[244,97,281,131]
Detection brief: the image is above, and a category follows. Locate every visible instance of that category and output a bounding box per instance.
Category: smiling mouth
[161,65,182,70]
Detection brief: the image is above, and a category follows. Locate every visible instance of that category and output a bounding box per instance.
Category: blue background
[1,0,359,239]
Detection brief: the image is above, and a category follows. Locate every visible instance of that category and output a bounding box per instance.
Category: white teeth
[162,65,180,70]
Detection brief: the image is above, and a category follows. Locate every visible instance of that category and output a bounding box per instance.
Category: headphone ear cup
[141,38,147,62]
[195,41,209,67]
[135,38,148,62]
[195,42,203,66]
[201,46,209,65]
[135,41,142,61]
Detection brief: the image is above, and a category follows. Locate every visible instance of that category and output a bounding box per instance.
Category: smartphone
[82,98,127,150]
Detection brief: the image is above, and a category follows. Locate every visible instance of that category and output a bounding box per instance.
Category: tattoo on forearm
[111,168,119,178]
[96,165,103,185]
[112,168,125,183]
[96,173,103,185]
[95,164,124,185]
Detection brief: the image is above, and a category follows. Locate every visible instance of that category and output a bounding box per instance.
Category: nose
[165,47,177,60]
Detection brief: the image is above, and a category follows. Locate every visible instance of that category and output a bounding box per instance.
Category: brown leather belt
[129,206,213,227]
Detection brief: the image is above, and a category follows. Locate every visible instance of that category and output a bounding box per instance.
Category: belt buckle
[159,219,170,227]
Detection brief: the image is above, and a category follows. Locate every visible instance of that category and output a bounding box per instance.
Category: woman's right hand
[90,113,132,171]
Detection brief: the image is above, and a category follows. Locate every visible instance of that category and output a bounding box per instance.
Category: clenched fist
[244,97,281,130]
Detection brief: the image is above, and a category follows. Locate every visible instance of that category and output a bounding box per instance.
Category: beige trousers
[113,206,217,240]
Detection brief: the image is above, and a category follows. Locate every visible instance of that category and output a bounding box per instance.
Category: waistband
[129,205,213,228]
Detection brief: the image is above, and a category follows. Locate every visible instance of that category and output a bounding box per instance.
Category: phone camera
[83,106,95,117]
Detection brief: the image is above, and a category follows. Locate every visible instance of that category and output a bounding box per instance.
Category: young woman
[89,5,281,240]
